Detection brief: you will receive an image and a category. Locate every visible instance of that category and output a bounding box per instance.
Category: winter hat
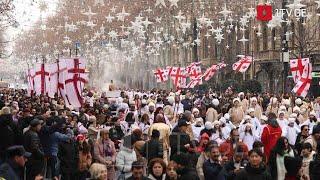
[288,118,295,123]
[148,102,155,107]
[213,120,221,126]
[247,108,255,114]
[192,108,200,114]
[278,111,285,116]
[195,118,204,126]
[233,98,240,104]
[260,115,268,122]
[279,105,287,111]
[244,115,251,121]
[219,117,226,124]
[224,113,230,120]
[290,113,298,119]
[212,99,219,106]
[141,99,147,105]
[167,96,175,105]
[238,92,244,97]
[295,98,302,105]
[293,106,300,113]
[270,97,278,104]
[250,97,257,102]
[310,111,316,117]
[205,121,213,130]
[282,99,291,106]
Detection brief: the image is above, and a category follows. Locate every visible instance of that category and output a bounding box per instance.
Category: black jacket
[219,160,248,180]
[181,98,193,111]
[0,114,22,160]
[58,139,79,175]
[177,167,199,180]
[141,138,163,162]
[170,129,191,157]
[0,159,24,180]
[235,164,272,180]
[309,155,320,180]
[203,159,223,180]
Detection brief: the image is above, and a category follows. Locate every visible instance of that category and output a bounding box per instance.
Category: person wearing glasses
[295,125,310,155]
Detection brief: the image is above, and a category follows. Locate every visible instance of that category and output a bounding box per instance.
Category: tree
[241,79,262,93]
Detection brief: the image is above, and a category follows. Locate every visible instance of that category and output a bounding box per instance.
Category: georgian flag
[170,67,187,88]
[292,62,312,97]
[33,63,50,95]
[290,57,310,83]
[186,75,203,88]
[153,68,168,83]
[188,62,202,80]
[203,64,218,81]
[232,56,253,73]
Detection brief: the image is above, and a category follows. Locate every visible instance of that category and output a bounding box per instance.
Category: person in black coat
[170,119,191,158]
[173,153,199,180]
[235,148,272,180]
[141,129,163,163]
[23,119,45,180]
[309,142,320,180]
[0,146,31,180]
[203,145,223,180]
[58,129,79,180]
[0,110,23,162]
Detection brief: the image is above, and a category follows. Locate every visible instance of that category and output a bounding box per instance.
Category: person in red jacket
[261,112,282,161]
[219,129,249,160]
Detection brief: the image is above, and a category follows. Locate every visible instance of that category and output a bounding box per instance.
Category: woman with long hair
[93,128,116,180]
[76,134,92,180]
[240,123,259,150]
[269,137,296,180]
[148,158,167,180]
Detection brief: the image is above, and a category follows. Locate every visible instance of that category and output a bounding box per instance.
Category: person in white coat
[300,111,319,134]
[116,135,137,179]
[192,118,204,142]
[284,118,300,146]
[240,123,259,150]
[277,111,289,136]
[220,117,231,141]
[247,108,262,137]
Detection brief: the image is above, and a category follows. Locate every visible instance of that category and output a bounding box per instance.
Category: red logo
[256,4,272,21]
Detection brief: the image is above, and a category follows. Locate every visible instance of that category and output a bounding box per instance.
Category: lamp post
[281,0,289,94]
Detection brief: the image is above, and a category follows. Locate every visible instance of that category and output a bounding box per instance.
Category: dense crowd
[0,88,320,180]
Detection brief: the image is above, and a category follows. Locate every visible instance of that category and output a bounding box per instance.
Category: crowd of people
[0,87,320,180]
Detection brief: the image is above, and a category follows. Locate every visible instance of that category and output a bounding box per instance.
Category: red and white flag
[203,64,218,81]
[166,66,173,76]
[292,62,312,97]
[188,62,202,80]
[290,57,310,83]
[33,63,50,95]
[153,68,168,83]
[232,56,253,73]
[26,68,35,96]
[217,62,227,69]
[170,67,187,89]
[186,76,203,88]
[47,60,68,98]
[64,58,88,108]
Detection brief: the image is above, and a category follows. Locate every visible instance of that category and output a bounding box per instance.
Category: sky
[6,0,58,53]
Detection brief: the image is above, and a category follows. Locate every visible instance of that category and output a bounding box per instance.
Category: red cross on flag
[232,56,253,73]
[26,68,35,97]
[47,60,68,98]
[186,75,203,88]
[64,58,88,108]
[153,68,168,83]
[203,64,218,81]
[170,67,187,89]
[292,62,312,97]
[290,57,310,83]
[187,62,202,80]
[33,63,50,95]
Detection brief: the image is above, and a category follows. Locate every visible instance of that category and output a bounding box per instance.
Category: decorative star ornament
[155,0,166,8]
[168,0,179,8]
[117,7,130,22]
[145,7,153,13]
[105,13,115,23]
[215,33,224,43]
[111,6,117,13]
[155,17,162,23]
[219,4,232,19]
[82,7,96,20]
[143,17,153,28]
[87,21,97,29]
[198,14,208,25]
[94,0,104,6]
[174,10,186,22]
[286,0,306,9]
